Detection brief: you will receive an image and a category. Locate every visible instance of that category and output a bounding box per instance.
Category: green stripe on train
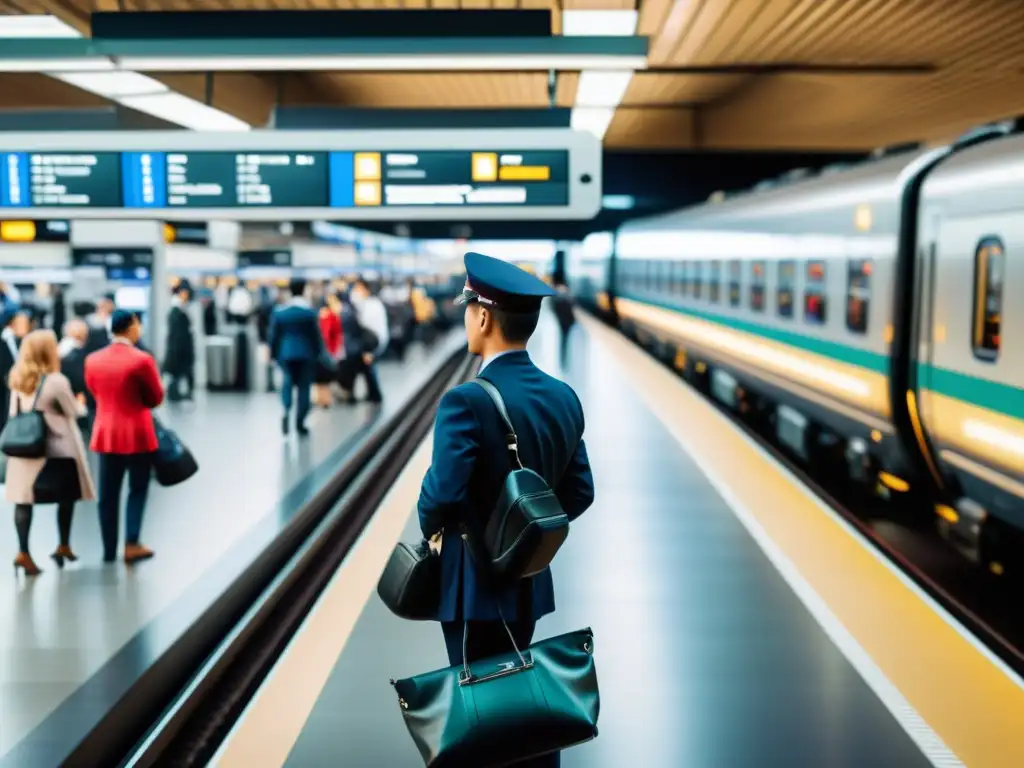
[919,365,1024,422]
[620,291,1024,422]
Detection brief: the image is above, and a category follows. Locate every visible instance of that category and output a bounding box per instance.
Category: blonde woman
[8,330,95,576]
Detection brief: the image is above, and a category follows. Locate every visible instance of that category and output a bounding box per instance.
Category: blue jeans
[280,360,313,426]
[97,453,153,561]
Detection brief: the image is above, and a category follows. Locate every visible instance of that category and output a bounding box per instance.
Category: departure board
[1,153,122,207]
[0,149,570,210]
[329,151,569,207]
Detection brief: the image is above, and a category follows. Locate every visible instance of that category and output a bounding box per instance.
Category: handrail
[124,351,477,766]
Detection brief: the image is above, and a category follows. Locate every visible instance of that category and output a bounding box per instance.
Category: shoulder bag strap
[20,374,47,414]
[473,378,523,470]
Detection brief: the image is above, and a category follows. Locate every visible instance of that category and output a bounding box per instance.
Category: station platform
[0,332,464,765]
[212,312,1024,768]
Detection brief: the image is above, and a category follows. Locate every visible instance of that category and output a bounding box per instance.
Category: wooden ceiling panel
[623,72,748,106]
[155,73,281,126]
[695,71,1024,151]
[555,72,579,108]
[562,0,636,9]
[306,72,552,108]
[604,107,694,149]
[0,73,108,109]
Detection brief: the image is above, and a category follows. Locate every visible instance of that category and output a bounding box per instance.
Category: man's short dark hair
[289,278,307,297]
[110,309,138,335]
[353,277,369,292]
[491,308,540,344]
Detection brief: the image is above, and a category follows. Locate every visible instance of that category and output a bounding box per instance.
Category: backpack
[469,379,570,580]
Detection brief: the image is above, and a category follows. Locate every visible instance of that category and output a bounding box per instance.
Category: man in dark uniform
[163,281,196,402]
[417,252,595,768]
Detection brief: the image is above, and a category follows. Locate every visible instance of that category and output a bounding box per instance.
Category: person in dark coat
[0,310,31,434]
[416,252,595,768]
[163,282,196,402]
[268,279,323,436]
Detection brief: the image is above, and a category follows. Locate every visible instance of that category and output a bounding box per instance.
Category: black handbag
[391,622,599,766]
[152,418,199,487]
[377,537,441,620]
[470,379,570,580]
[0,375,48,459]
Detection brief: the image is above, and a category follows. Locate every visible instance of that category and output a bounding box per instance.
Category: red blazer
[85,341,164,454]
[319,309,342,358]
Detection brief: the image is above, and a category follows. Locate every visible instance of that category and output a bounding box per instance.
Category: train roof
[619,146,933,235]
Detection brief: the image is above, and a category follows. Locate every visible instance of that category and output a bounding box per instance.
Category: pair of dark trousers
[97,453,152,561]
[441,619,560,767]
[280,360,313,426]
[351,356,382,402]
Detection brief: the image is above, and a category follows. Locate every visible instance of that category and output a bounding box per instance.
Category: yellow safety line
[581,314,1024,768]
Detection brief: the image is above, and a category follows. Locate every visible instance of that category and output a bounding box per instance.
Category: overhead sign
[0,130,600,221]
[0,219,70,243]
[237,249,292,268]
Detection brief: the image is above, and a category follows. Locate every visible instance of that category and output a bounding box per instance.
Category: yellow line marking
[581,314,1024,768]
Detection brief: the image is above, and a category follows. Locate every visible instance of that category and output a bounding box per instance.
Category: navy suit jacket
[418,350,595,622]
[269,303,322,364]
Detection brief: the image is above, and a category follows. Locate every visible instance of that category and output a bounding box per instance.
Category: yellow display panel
[0,220,36,242]
[498,166,551,182]
[354,153,382,181]
[471,153,498,182]
[354,181,382,207]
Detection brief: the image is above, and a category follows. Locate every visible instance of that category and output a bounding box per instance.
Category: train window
[804,260,827,324]
[679,261,690,296]
[728,260,741,307]
[691,261,704,299]
[846,259,872,334]
[777,260,796,319]
[750,260,766,312]
[709,260,721,302]
[972,237,1004,361]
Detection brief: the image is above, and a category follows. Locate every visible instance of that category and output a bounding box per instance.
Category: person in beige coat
[8,329,96,577]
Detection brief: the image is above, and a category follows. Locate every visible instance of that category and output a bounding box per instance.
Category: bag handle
[459,601,531,687]
[15,374,47,416]
[472,378,524,470]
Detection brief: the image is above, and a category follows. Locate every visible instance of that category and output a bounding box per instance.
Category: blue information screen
[0,150,569,209]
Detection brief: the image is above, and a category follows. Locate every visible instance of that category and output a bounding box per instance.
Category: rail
[120,350,477,767]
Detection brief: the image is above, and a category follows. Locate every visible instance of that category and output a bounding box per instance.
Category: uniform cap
[455,251,556,313]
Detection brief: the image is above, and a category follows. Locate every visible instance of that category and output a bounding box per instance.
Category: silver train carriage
[567,127,1022,571]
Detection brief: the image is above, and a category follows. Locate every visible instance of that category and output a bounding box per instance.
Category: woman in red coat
[313,294,343,408]
[84,310,164,563]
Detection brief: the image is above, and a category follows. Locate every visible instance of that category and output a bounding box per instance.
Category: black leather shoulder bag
[0,375,48,459]
[469,378,570,581]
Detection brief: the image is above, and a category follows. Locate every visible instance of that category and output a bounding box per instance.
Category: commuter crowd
[260,276,437,436]
[1,286,190,577]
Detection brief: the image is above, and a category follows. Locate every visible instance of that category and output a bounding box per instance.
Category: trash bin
[205,336,236,391]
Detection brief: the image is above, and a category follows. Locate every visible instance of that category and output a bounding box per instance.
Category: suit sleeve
[555,401,595,521]
[267,310,280,361]
[417,388,479,538]
[138,355,165,409]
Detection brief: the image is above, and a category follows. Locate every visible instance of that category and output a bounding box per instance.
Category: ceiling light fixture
[115,53,647,72]
[0,15,249,132]
[56,71,167,98]
[563,11,638,141]
[561,10,640,37]
[119,92,250,131]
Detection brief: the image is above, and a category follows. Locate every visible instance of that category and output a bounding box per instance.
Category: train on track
[566,125,1023,574]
